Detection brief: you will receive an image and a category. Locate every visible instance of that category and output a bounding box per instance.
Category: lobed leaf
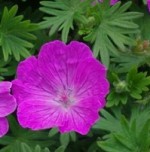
[0,5,38,61]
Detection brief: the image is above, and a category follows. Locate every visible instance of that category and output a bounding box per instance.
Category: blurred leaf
[54,146,66,152]
[137,121,150,151]
[0,116,55,149]
[0,140,51,152]
[107,90,128,107]
[126,67,150,99]
[21,143,32,152]
[138,12,150,40]
[34,145,51,152]
[69,132,76,142]
[60,133,70,147]
[93,108,122,132]
[48,128,58,138]
[0,56,17,79]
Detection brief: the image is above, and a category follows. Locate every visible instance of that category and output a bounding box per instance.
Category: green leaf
[34,145,51,152]
[94,28,110,67]
[126,67,150,99]
[60,133,70,147]
[0,136,15,145]
[97,106,150,152]
[111,52,146,73]
[21,143,32,152]
[54,146,66,152]
[69,132,76,142]
[48,128,58,137]
[0,57,17,78]
[93,109,122,132]
[107,90,128,107]
[0,141,23,152]
[34,145,41,152]
[138,12,150,40]
[137,120,150,151]
[0,116,54,149]
[107,67,150,107]
[0,5,38,61]
[40,0,89,42]
[84,1,143,67]
[106,72,128,107]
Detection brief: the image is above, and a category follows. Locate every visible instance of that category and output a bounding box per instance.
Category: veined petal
[17,99,68,129]
[73,58,109,101]
[12,80,55,104]
[0,82,12,94]
[16,56,41,85]
[59,97,100,135]
[38,40,93,89]
[0,93,16,117]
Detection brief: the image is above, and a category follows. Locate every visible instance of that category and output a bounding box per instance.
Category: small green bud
[114,81,127,93]
[87,16,96,27]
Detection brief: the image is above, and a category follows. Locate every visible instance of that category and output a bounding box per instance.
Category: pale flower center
[55,88,75,108]
[60,94,69,103]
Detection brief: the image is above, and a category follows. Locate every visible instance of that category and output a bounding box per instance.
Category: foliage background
[0,0,150,151]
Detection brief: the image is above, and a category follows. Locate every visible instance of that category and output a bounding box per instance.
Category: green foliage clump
[96,107,150,152]
[83,1,143,66]
[107,67,150,107]
[40,0,143,67]
[39,0,91,42]
[0,5,38,61]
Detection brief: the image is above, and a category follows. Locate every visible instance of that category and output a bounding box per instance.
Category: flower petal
[110,0,119,5]
[0,93,16,117]
[12,80,55,104]
[16,56,41,85]
[38,40,93,90]
[72,58,109,102]
[17,96,100,135]
[17,99,68,130]
[0,81,12,94]
[0,117,9,138]
[59,97,100,135]
[12,56,58,103]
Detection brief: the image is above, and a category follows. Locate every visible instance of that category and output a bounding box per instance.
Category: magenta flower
[82,0,119,6]
[97,0,119,5]
[12,40,109,135]
[110,0,119,5]
[0,82,16,137]
[148,0,150,12]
